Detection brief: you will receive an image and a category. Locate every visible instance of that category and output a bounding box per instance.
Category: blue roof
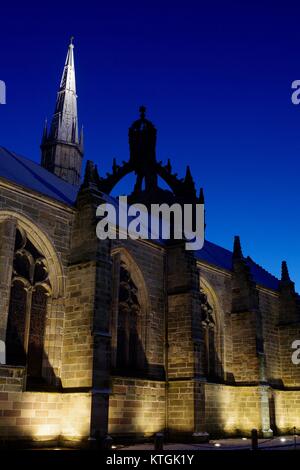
[246,256,279,291]
[0,146,280,291]
[0,146,78,206]
[196,239,233,271]
[196,240,279,291]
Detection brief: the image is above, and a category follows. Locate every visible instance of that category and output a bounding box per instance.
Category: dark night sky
[1,0,300,289]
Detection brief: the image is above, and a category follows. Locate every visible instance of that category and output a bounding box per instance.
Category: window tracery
[6,228,51,380]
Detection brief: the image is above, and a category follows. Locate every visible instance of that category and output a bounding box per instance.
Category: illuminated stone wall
[278,324,300,387]
[61,262,95,388]
[203,383,261,436]
[1,178,300,443]
[274,390,300,433]
[258,290,281,383]
[3,377,300,442]
[0,388,91,441]
[108,377,165,436]
[167,380,194,435]
[0,366,24,392]
[166,379,266,438]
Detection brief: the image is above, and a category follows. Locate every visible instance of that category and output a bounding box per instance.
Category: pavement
[116,435,300,451]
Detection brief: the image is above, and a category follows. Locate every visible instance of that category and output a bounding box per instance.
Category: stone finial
[139,105,146,119]
[279,260,297,323]
[199,187,205,204]
[231,236,258,312]
[112,157,118,174]
[279,260,295,293]
[82,160,99,188]
[233,235,243,259]
[184,165,196,192]
[184,165,193,184]
[281,260,291,283]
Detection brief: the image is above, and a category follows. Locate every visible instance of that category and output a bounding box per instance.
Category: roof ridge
[2,146,77,188]
[246,255,279,281]
[1,146,41,168]
[205,239,233,255]
[0,146,79,205]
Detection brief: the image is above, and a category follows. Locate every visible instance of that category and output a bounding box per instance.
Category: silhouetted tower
[41,38,83,185]
[129,106,157,192]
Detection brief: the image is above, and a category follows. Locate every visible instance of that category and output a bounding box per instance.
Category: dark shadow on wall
[112,333,165,380]
[26,350,62,391]
[269,392,278,435]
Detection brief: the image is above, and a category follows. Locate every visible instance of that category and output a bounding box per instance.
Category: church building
[0,39,299,447]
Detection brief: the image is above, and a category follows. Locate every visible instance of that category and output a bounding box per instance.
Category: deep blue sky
[1,0,300,289]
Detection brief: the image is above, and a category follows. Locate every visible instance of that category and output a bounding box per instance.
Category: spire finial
[166,158,172,173]
[281,260,291,282]
[184,165,193,183]
[113,157,120,175]
[139,105,146,119]
[183,165,196,196]
[199,187,205,204]
[233,235,243,259]
[70,36,74,46]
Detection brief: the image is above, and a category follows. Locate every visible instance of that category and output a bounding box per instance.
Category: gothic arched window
[200,288,217,378]
[6,229,51,382]
[116,262,142,372]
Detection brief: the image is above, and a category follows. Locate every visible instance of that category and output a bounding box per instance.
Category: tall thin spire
[41,38,83,186]
[49,37,78,143]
